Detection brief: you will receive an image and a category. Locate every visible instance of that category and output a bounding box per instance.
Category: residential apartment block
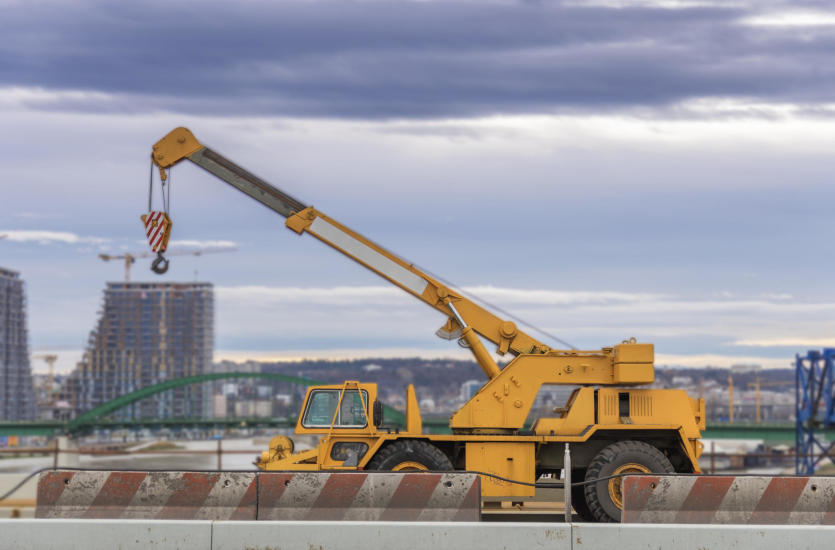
[0,267,35,420]
[73,282,213,419]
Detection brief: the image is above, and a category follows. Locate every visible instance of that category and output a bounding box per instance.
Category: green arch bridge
[0,372,817,443]
[0,372,404,437]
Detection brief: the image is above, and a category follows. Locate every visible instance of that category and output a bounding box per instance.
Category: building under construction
[0,267,36,420]
[73,281,214,419]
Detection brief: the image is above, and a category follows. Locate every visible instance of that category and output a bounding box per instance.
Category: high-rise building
[0,267,36,420]
[74,282,213,419]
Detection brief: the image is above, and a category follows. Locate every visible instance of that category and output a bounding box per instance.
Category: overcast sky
[3,0,835,373]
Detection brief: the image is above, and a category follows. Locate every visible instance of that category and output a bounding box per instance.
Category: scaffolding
[0,267,36,420]
[795,348,835,474]
[74,281,214,420]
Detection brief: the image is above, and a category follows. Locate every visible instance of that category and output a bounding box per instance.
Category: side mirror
[372,400,383,427]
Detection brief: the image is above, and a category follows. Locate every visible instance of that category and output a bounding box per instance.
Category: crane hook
[151,252,169,274]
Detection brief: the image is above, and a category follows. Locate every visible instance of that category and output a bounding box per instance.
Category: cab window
[302,389,369,428]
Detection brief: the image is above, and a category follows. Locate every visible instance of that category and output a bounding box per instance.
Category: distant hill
[212,358,796,417]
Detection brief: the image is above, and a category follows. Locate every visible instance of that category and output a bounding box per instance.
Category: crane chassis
[144,127,705,522]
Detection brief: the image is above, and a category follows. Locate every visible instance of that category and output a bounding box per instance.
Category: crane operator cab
[257,381,394,471]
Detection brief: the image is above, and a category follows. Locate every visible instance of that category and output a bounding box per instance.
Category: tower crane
[728,373,734,423]
[32,353,58,405]
[98,247,236,282]
[747,376,793,424]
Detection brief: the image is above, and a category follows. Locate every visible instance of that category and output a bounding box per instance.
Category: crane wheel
[583,440,673,523]
[570,469,595,521]
[366,440,453,471]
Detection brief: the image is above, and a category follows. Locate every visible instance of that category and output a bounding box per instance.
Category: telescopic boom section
[151,127,550,380]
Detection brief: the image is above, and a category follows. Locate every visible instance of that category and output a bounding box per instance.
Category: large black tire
[366,440,453,471]
[570,469,594,521]
[584,441,673,523]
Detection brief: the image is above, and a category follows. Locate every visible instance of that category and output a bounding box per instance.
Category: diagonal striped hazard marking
[49,471,110,519]
[624,475,835,525]
[714,477,771,524]
[159,472,220,520]
[750,477,810,525]
[674,476,735,524]
[378,474,441,521]
[256,472,480,522]
[83,472,147,519]
[308,473,369,521]
[35,471,74,519]
[39,470,479,522]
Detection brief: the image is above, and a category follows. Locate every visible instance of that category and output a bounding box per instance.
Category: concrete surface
[2,519,834,549]
[0,519,212,550]
[0,473,37,518]
[572,523,835,550]
[213,520,570,550]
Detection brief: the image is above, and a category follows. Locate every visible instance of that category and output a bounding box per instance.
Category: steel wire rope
[164,166,172,213]
[356,239,578,351]
[416,263,577,350]
[1,465,706,502]
[147,156,154,212]
[0,466,53,502]
[338,215,577,351]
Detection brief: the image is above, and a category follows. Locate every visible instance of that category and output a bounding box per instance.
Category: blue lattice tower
[795,348,835,475]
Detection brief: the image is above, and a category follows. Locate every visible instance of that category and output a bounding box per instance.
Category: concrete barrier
[37,471,257,520]
[36,470,479,522]
[572,523,835,550]
[1,519,834,549]
[212,521,570,550]
[258,471,481,521]
[0,518,212,550]
[622,475,835,524]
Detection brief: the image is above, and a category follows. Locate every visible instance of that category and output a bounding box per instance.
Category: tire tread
[583,440,673,523]
[366,439,453,471]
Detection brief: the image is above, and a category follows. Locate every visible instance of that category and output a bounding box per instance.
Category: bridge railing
[0,443,806,474]
[0,439,266,470]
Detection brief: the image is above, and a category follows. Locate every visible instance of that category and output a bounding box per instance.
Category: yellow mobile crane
[147,127,705,522]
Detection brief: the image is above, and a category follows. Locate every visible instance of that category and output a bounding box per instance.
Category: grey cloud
[1,1,833,118]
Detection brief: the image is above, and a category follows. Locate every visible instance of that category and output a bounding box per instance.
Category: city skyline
[3,1,835,374]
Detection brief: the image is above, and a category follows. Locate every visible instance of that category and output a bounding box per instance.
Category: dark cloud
[1,0,833,118]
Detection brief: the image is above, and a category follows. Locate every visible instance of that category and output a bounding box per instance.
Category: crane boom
[145,129,706,520]
[149,127,656,401]
[151,127,549,379]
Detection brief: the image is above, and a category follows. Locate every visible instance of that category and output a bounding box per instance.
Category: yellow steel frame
[150,127,706,498]
[150,127,658,422]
